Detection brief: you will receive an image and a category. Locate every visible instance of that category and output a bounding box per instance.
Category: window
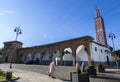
[100,28,102,31]
[101,49,102,53]
[84,47,87,51]
[95,47,97,51]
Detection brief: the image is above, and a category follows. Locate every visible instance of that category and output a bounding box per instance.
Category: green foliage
[113,58,120,61]
[0,48,3,55]
[112,50,120,56]
[0,71,6,77]
[87,65,95,70]
[109,46,113,52]
[63,50,71,54]
[97,64,103,68]
[0,70,16,81]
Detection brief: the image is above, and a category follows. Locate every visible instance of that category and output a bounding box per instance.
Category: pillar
[49,51,53,63]
[60,48,63,65]
[86,43,92,65]
[72,46,76,67]
[40,51,43,64]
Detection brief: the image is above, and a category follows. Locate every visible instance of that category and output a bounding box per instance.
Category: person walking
[48,61,55,78]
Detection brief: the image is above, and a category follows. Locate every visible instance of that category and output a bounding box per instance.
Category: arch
[63,47,73,66]
[42,50,50,65]
[33,52,40,64]
[5,56,8,63]
[21,54,25,63]
[52,49,60,65]
[33,52,40,60]
[5,49,10,62]
[26,53,32,62]
[76,45,88,63]
[52,49,60,61]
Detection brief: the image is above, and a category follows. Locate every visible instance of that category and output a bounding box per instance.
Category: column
[86,43,92,65]
[49,51,53,63]
[72,47,76,67]
[60,49,63,65]
[40,51,42,64]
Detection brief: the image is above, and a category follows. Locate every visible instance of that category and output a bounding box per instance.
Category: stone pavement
[0,64,64,82]
[0,64,120,82]
[12,69,63,82]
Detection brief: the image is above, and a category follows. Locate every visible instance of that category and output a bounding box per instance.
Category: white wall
[33,53,40,60]
[63,53,72,61]
[90,42,112,62]
[26,53,32,62]
[42,51,49,60]
[76,45,88,61]
[52,50,60,61]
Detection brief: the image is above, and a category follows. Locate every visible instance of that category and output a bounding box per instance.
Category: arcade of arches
[17,36,93,66]
[2,36,93,66]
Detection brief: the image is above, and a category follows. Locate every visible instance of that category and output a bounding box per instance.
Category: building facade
[1,36,112,66]
[2,41,23,63]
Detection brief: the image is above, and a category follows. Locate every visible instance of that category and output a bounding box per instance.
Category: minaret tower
[94,8,107,46]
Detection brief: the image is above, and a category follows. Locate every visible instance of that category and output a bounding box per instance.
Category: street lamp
[108,33,118,70]
[108,32,116,51]
[14,26,22,41]
[10,27,22,69]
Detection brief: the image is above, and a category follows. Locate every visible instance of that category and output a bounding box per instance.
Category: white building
[62,41,112,66]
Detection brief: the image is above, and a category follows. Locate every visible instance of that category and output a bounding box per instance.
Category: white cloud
[0,10,16,16]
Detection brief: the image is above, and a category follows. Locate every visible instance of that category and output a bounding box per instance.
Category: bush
[87,65,95,70]
[97,64,103,68]
[0,71,6,77]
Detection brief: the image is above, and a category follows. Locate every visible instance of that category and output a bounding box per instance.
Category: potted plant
[70,63,89,82]
[97,64,105,73]
[86,65,96,77]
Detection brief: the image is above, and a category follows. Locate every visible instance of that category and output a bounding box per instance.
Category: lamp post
[108,32,116,51]
[108,33,118,70]
[14,26,22,41]
[10,27,22,69]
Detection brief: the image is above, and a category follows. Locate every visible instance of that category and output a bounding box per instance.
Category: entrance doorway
[106,56,110,65]
[5,56,8,63]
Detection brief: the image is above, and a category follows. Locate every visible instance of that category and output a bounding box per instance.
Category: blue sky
[0,0,120,50]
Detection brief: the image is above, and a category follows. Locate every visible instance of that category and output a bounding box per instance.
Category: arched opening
[33,52,40,64]
[63,47,73,66]
[42,51,49,65]
[106,56,110,65]
[76,45,88,66]
[25,53,32,64]
[5,56,8,63]
[52,49,60,65]
[21,54,25,63]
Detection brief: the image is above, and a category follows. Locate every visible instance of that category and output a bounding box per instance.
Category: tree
[112,50,120,60]
[63,50,71,54]
[109,46,113,52]
[0,48,3,55]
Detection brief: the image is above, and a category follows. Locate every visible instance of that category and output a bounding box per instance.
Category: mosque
[2,9,112,66]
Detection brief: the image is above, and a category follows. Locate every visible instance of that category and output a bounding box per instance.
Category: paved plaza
[0,63,120,82]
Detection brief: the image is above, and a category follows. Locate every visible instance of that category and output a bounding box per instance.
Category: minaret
[94,8,107,46]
